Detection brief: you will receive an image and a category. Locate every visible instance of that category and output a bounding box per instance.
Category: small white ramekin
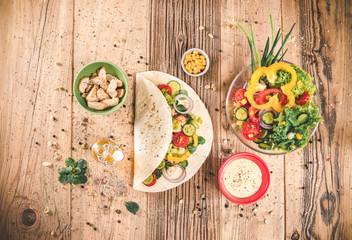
[181,48,210,77]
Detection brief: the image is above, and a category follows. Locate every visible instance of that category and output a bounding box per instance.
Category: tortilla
[134,71,213,192]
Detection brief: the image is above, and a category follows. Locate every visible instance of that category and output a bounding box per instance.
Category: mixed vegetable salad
[142,81,206,186]
[232,15,322,153]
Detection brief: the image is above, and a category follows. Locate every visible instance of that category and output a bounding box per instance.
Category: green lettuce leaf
[291,65,316,97]
[268,102,322,152]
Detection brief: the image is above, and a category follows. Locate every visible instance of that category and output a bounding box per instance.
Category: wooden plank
[282,0,352,239]
[71,0,148,239]
[220,1,285,239]
[148,0,222,239]
[0,0,73,239]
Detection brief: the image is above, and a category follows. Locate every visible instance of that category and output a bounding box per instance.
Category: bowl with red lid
[218,152,270,205]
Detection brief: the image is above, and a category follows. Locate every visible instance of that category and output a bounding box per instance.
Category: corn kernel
[296,133,302,139]
[281,121,286,125]
[240,99,247,105]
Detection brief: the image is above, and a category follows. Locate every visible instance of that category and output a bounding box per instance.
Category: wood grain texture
[0,0,351,239]
[0,0,73,239]
[282,1,352,239]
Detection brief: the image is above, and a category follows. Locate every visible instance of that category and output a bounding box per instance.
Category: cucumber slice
[142,174,155,185]
[261,112,275,125]
[297,113,309,124]
[157,160,166,170]
[258,143,272,150]
[253,138,264,144]
[235,107,248,121]
[258,129,268,140]
[182,124,196,137]
[168,80,181,94]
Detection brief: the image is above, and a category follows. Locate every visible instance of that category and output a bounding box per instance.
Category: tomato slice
[158,84,172,95]
[234,88,248,106]
[145,173,157,187]
[295,91,310,106]
[172,132,190,148]
[248,106,260,124]
[242,122,262,140]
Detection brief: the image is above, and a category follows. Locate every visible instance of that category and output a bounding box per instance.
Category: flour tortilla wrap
[134,71,213,192]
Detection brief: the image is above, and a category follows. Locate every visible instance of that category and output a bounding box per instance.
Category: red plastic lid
[218,152,270,205]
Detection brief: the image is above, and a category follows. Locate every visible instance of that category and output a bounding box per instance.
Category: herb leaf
[59,175,68,184]
[59,167,72,175]
[125,202,139,214]
[198,136,206,145]
[77,159,88,173]
[67,175,74,184]
[177,160,188,168]
[76,174,88,184]
[188,146,197,154]
[176,104,186,112]
[65,157,76,167]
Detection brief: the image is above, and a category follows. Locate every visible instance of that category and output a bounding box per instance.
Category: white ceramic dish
[181,48,210,77]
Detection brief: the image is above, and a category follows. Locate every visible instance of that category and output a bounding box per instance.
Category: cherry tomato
[145,173,157,187]
[158,84,172,95]
[256,88,287,106]
[242,122,262,140]
[234,88,249,106]
[248,106,260,124]
[172,132,190,148]
[295,91,310,106]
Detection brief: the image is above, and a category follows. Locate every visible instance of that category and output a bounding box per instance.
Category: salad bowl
[225,61,321,155]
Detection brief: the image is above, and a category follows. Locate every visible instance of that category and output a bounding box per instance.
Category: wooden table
[1,0,351,239]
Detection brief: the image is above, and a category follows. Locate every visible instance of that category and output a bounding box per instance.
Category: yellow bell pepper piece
[245,62,297,112]
[193,134,198,147]
[166,150,192,163]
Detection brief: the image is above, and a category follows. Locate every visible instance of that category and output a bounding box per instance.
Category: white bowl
[181,48,210,77]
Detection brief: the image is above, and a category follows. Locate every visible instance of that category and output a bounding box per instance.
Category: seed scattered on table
[42,162,52,167]
[44,207,50,214]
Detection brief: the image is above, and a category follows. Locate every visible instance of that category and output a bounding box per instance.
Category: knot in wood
[320,191,336,225]
[290,230,300,240]
[21,209,37,226]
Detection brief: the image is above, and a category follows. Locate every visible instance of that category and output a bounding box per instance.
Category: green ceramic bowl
[73,61,128,115]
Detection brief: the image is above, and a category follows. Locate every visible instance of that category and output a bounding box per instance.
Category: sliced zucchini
[258,129,268,140]
[253,138,264,144]
[142,174,155,185]
[297,113,309,124]
[157,159,166,170]
[261,112,275,125]
[235,107,248,121]
[168,80,181,94]
[258,143,272,150]
[182,124,196,137]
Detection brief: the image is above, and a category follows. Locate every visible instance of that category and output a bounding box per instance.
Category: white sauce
[223,159,262,198]
[165,166,184,180]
